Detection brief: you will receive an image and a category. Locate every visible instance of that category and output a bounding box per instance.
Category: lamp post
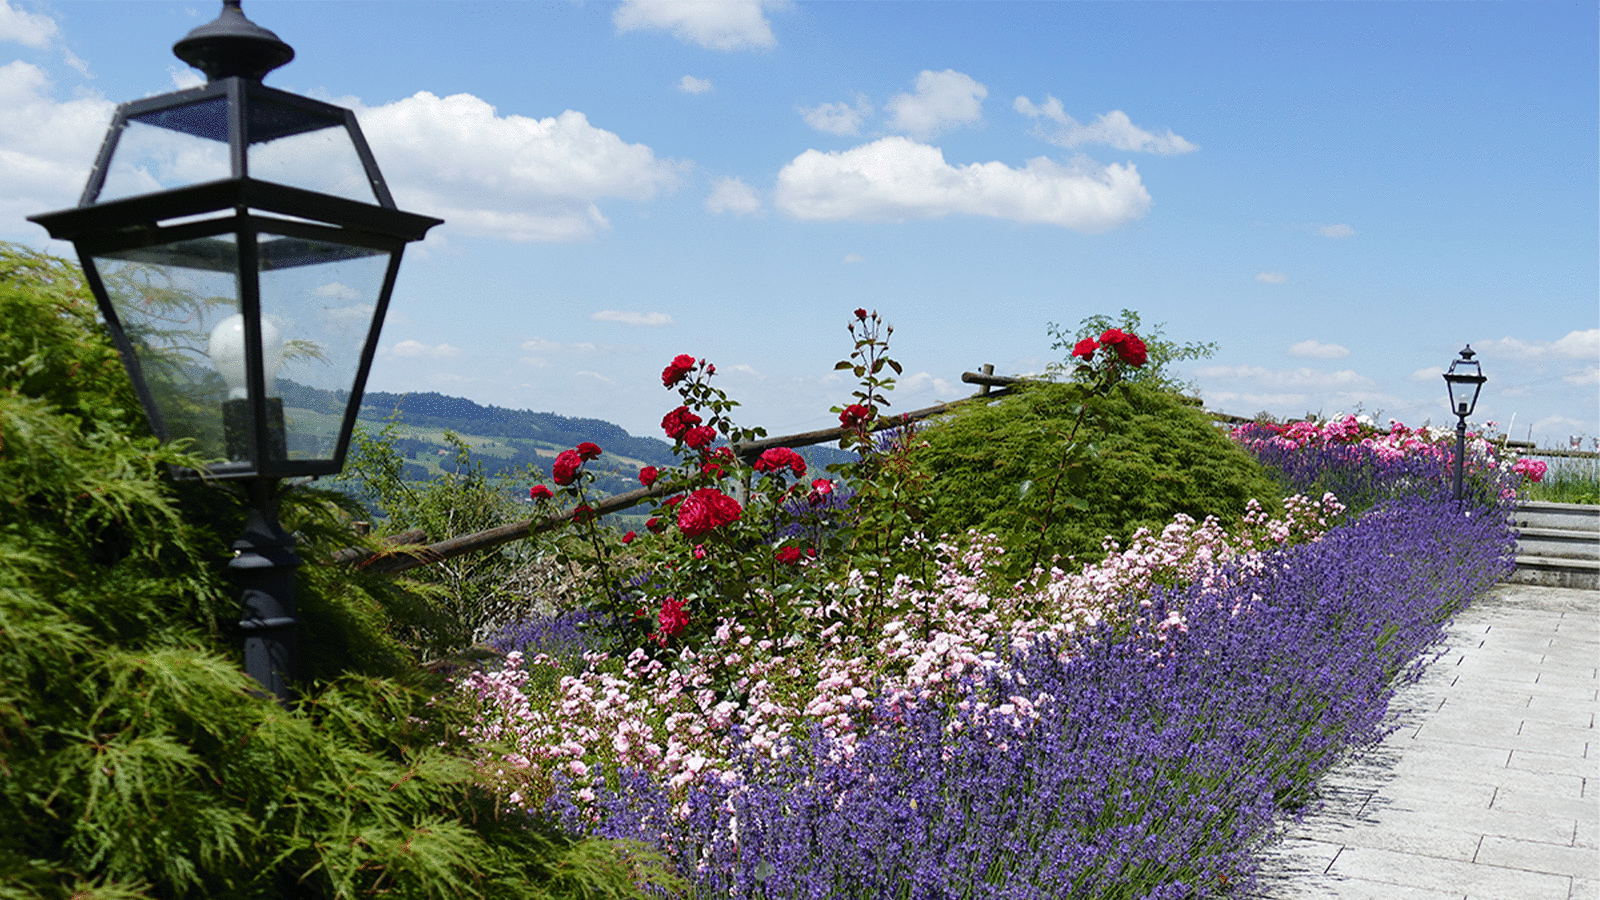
[1442,345,1487,503]
[29,0,440,702]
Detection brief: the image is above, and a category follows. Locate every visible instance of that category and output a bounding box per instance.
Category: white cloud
[679,75,712,94]
[1014,95,1196,155]
[1410,366,1442,381]
[1319,223,1357,238]
[520,337,597,354]
[773,136,1151,231]
[843,253,864,263]
[706,176,761,215]
[315,281,363,301]
[1476,329,1599,363]
[353,92,682,242]
[1563,367,1599,386]
[1552,328,1600,359]
[886,70,986,138]
[0,60,114,236]
[0,1,58,48]
[799,94,872,136]
[1256,272,1288,284]
[1288,339,1350,359]
[613,0,784,51]
[574,370,614,383]
[391,340,461,358]
[591,310,675,326]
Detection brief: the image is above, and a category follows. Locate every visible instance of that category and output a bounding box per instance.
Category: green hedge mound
[914,379,1282,570]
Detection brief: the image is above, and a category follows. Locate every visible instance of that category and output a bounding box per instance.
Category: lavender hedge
[560,493,1514,899]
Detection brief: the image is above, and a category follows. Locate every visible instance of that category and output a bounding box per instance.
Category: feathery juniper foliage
[568,493,1513,899]
[0,244,669,900]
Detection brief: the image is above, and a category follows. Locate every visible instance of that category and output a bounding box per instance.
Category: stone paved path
[1250,583,1599,900]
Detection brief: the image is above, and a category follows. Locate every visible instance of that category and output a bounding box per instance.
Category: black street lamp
[29,1,441,701]
[1442,345,1487,503]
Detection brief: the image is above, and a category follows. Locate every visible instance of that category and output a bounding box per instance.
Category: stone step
[1507,554,1600,590]
[1507,501,1599,590]
[1514,526,1600,561]
[1511,500,1600,532]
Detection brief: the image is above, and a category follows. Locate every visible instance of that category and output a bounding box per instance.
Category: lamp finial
[173,0,294,83]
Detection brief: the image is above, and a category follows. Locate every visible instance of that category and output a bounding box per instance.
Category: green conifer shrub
[0,244,671,900]
[913,378,1282,574]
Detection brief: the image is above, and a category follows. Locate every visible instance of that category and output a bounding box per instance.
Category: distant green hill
[279,381,852,502]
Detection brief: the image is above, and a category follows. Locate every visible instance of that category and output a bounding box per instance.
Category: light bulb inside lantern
[208,314,284,400]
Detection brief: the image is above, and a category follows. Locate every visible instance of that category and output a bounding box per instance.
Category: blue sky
[3,1,1596,446]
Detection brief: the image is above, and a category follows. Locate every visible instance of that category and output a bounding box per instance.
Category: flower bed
[539,493,1512,898]
[452,318,1526,898]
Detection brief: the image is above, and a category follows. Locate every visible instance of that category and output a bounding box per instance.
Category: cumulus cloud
[1319,223,1357,238]
[613,0,784,51]
[1014,95,1196,154]
[799,94,872,136]
[352,92,682,241]
[1256,272,1288,284]
[0,1,57,48]
[1476,329,1600,362]
[886,70,987,138]
[679,75,712,94]
[706,176,761,215]
[773,136,1151,231]
[391,340,461,358]
[1289,339,1350,359]
[0,60,113,235]
[591,310,675,326]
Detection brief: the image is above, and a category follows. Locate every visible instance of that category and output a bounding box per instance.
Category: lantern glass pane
[246,96,376,203]
[91,236,244,464]
[255,232,390,462]
[98,98,231,203]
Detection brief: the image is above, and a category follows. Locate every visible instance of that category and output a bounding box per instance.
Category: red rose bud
[622,530,636,544]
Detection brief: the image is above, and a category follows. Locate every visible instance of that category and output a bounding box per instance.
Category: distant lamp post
[1442,345,1487,503]
[29,0,440,702]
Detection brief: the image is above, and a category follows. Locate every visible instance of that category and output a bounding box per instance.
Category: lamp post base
[232,478,301,703]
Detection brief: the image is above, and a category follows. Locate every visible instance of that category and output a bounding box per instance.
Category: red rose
[839,404,870,429]
[528,484,553,501]
[662,354,697,388]
[575,441,602,461]
[701,462,725,479]
[662,494,684,509]
[622,530,636,544]
[775,546,802,565]
[1099,328,1126,347]
[657,597,688,643]
[1072,338,1099,360]
[676,487,742,539]
[854,308,868,320]
[1114,333,1148,367]
[754,447,806,478]
[808,477,835,506]
[572,504,595,524]
[552,449,582,486]
[661,405,702,440]
[639,466,659,487]
[646,517,665,534]
[683,425,717,450]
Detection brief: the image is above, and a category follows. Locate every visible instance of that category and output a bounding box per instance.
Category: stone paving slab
[1250,583,1600,900]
